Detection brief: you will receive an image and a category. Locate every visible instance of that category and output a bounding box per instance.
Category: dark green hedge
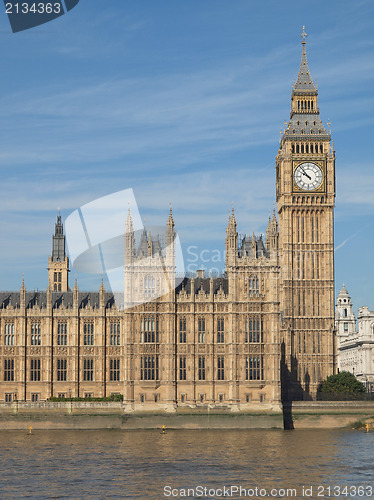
[48,394,123,402]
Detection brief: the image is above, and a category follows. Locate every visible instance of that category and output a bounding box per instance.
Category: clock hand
[300,167,311,180]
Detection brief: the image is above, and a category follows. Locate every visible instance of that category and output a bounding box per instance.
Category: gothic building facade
[336,285,374,392]
[0,30,336,408]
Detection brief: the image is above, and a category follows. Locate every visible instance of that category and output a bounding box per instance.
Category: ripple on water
[0,429,371,499]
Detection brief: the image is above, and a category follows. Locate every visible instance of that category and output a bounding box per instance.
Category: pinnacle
[293,26,317,94]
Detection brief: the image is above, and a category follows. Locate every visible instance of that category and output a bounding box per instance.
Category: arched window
[198,317,205,343]
[217,317,224,343]
[248,276,259,295]
[343,308,347,318]
[144,275,155,297]
[179,317,186,343]
[141,317,158,343]
[5,323,15,346]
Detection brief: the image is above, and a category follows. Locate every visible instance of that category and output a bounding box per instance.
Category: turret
[20,275,26,309]
[48,212,70,291]
[225,207,237,268]
[124,208,135,266]
[336,284,357,339]
[73,277,79,310]
[266,208,279,258]
[166,205,175,268]
[99,277,105,309]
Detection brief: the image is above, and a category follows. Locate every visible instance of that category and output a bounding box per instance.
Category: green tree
[317,371,366,400]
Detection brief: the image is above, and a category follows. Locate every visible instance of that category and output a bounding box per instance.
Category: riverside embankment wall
[1,401,373,430]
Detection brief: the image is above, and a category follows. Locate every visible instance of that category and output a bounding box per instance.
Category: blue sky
[0,0,373,311]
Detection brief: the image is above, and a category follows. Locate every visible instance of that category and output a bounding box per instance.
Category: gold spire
[301,25,307,44]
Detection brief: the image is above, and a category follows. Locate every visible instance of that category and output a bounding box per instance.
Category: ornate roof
[293,26,318,95]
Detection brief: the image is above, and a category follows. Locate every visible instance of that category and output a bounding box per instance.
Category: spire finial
[301,26,307,44]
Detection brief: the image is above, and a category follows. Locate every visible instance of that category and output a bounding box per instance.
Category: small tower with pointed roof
[266,208,279,258]
[225,207,237,268]
[336,284,357,339]
[48,212,70,291]
[124,207,135,266]
[166,205,176,270]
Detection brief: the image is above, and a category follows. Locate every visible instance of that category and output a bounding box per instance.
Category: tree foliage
[317,371,366,400]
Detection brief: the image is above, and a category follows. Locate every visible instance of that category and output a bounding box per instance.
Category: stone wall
[0,401,373,430]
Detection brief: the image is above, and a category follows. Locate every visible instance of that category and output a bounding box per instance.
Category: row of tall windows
[144,275,155,297]
[246,356,264,381]
[57,322,67,345]
[198,318,205,343]
[245,317,263,343]
[54,272,62,291]
[191,356,264,381]
[54,272,62,283]
[297,99,314,111]
[110,359,120,381]
[4,356,265,383]
[179,317,186,343]
[57,359,67,381]
[84,322,94,346]
[298,331,321,354]
[4,359,14,381]
[180,317,226,343]
[30,359,41,381]
[140,356,159,381]
[178,317,264,343]
[110,322,120,345]
[292,143,323,154]
[217,318,224,343]
[141,317,159,343]
[298,289,320,317]
[83,359,93,381]
[29,322,43,346]
[296,213,320,245]
[3,358,121,382]
[2,321,121,347]
[4,323,14,346]
[248,276,259,295]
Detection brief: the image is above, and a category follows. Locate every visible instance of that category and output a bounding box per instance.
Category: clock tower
[277,28,336,399]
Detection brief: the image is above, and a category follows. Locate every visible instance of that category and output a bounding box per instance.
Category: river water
[0,429,373,499]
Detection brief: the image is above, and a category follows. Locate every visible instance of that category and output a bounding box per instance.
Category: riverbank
[1,401,374,430]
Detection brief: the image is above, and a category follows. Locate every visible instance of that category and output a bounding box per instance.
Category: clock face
[294,162,323,191]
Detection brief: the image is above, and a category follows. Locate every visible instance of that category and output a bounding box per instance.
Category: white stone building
[336,284,374,391]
